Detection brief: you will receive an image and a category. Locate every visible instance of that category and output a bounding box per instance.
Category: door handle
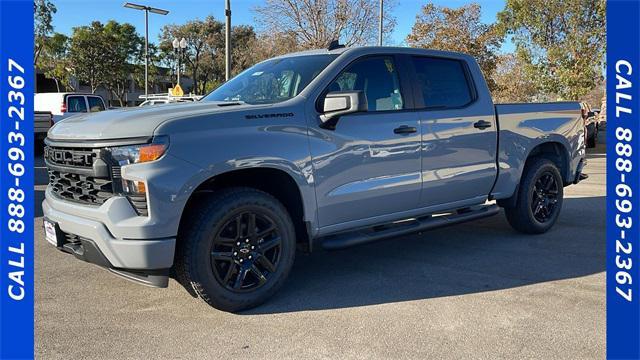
[473,120,492,130]
[393,125,417,134]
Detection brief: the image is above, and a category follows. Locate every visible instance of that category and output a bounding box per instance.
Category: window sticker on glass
[251,71,264,76]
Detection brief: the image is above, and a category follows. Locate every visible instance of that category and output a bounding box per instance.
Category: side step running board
[320,204,500,250]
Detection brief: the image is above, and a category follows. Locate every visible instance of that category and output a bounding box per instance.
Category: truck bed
[492,102,584,199]
[35,111,52,135]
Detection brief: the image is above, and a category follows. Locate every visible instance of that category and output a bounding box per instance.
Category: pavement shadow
[245,196,604,314]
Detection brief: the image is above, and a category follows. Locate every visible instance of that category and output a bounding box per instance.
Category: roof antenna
[327,39,344,51]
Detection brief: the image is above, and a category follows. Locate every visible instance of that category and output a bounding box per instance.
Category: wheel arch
[497,140,572,208]
[524,141,572,184]
[178,166,316,252]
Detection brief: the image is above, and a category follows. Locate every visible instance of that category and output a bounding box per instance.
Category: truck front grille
[45,143,147,215]
[48,169,114,205]
[44,146,96,169]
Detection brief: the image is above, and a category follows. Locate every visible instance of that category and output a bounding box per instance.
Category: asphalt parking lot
[35,137,606,359]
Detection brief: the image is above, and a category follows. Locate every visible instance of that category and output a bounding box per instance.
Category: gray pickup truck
[42,46,586,311]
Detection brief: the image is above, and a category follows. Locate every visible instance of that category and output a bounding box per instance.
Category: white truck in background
[35,93,107,123]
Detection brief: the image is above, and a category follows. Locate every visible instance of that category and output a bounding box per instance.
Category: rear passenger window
[67,96,87,112]
[87,97,105,112]
[412,57,473,108]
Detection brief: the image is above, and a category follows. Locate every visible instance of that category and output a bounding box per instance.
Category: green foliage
[491,53,542,103]
[159,16,259,94]
[497,0,606,100]
[69,22,107,93]
[37,33,74,91]
[69,21,146,104]
[101,21,145,106]
[407,3,502,91]
[34,0,57,65]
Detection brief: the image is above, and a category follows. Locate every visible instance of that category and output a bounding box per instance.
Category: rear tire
[176,188,296,312]
[504,158,564,234]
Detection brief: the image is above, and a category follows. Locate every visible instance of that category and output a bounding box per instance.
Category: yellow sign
[171,85,184,97]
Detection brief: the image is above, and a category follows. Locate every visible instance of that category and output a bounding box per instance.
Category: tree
[101,21,145,106]
[497,0,606,100]
[69,20,145,104]
[250,31,302,60]
[160,17,259,94]
[37,33,74,92]
[34,0,57,66]
[583,79,605,108]
[491,53,541,103]
[254,0,396,48]
[406,3,502,91]
[69,22,109,93]
[160,16,222,94]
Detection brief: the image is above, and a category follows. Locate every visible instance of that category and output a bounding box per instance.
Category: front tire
[176,188,296,312]
[504,158,564,234]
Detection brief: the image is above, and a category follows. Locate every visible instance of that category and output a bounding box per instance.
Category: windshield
[203,54,338,105]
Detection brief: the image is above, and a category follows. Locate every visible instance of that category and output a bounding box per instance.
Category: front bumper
[42,190,176,287]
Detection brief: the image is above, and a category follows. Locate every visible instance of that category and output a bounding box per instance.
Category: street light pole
[172,38,187,88]
[225,0,231,81]
[378,0,383,46]
[145,8,148,97]
[176,42,179,87]
[172,38,180,87]
[123,2,169,99]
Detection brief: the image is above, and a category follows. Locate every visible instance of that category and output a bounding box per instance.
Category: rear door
[310,55,423,229]
[409,55,498,208]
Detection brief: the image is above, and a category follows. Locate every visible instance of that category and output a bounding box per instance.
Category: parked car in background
[599,96,607,130]
[35,93,107,123]
[43,46,586,312]
[34,111,53,153]
[581,102,598,148]
[138,93,201,106]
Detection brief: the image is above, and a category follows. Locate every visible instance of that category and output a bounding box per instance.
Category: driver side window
[328,56,403,112]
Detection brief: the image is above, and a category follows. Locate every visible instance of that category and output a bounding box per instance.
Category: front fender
[154,112,318,237]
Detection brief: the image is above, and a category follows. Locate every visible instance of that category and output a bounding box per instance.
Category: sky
[51,0,513,51]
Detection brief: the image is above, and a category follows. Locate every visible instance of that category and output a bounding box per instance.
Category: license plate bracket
[43,219,62,247]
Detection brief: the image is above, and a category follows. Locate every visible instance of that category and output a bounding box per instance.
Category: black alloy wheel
[175,187,296,312]
[503,158,564,234]
[531,172,559,223]
[210,211,282,292]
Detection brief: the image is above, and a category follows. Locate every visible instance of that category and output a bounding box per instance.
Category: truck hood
[47,101,259,141]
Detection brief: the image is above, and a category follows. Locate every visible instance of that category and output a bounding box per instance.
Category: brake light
[60,101,67,113]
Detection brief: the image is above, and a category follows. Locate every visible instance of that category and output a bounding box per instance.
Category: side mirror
[320,91,368,125]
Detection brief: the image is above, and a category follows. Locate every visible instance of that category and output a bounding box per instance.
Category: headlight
[107,136,169,166]
[107,136,169,196]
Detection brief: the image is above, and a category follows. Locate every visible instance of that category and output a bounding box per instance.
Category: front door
[310,56,422,229]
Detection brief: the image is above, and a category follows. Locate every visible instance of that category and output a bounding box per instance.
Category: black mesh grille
[45,144,147,215]
[48,169,114,205]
